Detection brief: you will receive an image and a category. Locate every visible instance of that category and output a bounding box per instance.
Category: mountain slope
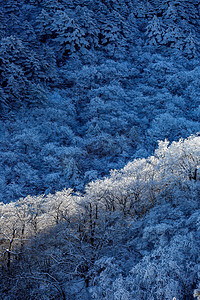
[0,0,200,202]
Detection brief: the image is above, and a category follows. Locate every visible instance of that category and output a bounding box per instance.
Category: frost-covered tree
[0,36,47,109]
[162,24,185,50]
[50,11,88,61]
[184,32,199,58]
[146,16,165,46]
[162,1,180,24]
[75,6,99,48]
[35,9,53,42]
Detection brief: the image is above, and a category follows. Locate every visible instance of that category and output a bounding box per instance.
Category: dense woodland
[0,0,200,299]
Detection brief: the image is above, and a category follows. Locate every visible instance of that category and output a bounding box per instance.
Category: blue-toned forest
[0,0,200,299]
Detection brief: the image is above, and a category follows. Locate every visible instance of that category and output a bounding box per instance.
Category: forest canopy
[0,0,200,299]
[0,0,200,203]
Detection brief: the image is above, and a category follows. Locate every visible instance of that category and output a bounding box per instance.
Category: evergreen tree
[35,9,53,42]
[75,6,99,48]
[146,16,165,46]
[51,11,89,60]
[163,24,185,50]
[184,32,199,58]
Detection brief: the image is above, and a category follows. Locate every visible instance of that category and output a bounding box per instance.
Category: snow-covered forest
[0,0,200,299]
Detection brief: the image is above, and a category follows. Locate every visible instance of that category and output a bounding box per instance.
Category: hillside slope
[0,135,199,299]
[0,0,200,202]
[1,1,200,298]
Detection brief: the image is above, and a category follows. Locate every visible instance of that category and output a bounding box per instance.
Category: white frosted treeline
[0,134,199,268]
[86,134,200,216]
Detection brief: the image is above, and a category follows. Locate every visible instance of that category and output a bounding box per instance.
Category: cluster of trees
[0,0,200,107]
[0,0,200,202]
[145,0,200,56]
[1,56,200,202]
[0,135,199,299]
[1,55,200,202]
